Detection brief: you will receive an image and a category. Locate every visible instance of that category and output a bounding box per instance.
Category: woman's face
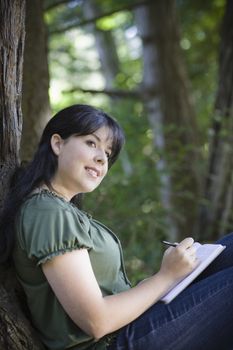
[51,126,113,199]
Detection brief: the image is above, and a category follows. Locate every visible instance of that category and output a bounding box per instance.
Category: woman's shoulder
[18,188,90,229]
[20,188,77,214]
[16,189,93,258]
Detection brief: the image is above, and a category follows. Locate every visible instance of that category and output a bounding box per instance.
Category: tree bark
[21,0,51,161]
[135,0,201,240]
[197,0,233,241]
[0,0,25,208]
[0,1,45,348]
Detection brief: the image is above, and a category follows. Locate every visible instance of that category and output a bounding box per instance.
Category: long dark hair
[0,104,125,264]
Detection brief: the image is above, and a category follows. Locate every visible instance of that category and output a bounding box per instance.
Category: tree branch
[48,0,151,35]
[43,0,70,11]
[63,87,141,99]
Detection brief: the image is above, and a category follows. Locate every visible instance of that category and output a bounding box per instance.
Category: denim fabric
[107,232,233,350]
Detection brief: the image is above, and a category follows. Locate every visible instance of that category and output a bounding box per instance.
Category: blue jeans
[107,233,233,350]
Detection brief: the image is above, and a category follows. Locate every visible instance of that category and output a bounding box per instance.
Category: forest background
[0,0,233,346]
[1,0,233,287]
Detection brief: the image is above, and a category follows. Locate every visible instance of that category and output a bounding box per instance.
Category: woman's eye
[105,151,111,159]
[86,140,96,147]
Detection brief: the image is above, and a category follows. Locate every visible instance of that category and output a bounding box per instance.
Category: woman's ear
[50,134,64,156]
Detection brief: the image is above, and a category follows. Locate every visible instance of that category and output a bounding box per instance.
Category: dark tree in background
[198,0,233,241]
[135,0,201,241]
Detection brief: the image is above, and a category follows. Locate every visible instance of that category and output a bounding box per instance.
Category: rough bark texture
[135,0,200,240]
[0,0,25,207]
[0,266,44,350]
[21,0,51,161]
[197,0,233,240]
[0,1,45,348]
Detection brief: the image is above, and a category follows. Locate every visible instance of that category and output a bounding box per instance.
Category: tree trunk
[0,0,24,208]
[197,0,233,241]
[83,0,120,89]
[21,0,51,161]
[0,1,45,348]
[135,0,201,241]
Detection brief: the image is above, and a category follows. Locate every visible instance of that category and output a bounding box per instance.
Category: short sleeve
[18,198,93,266]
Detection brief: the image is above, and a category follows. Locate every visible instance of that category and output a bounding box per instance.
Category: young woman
[1,104,233,350]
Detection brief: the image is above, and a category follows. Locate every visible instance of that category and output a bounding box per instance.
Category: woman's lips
[85,167,100,178]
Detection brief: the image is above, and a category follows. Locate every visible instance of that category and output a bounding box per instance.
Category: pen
[161,240,179,247]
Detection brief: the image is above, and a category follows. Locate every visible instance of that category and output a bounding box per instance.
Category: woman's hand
[159,237,198,284]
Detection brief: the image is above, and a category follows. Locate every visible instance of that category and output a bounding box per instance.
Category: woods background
[0,0,233,346]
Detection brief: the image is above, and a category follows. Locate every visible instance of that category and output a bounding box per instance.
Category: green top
[13,189,131,350]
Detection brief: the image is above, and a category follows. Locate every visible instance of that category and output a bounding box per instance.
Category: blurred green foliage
[178,0,225,138]
[44,0,226,283]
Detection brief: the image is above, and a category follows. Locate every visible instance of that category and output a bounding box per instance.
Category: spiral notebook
[161,242,226,304]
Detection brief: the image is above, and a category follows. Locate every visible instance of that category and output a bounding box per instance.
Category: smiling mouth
[85,167,100,178]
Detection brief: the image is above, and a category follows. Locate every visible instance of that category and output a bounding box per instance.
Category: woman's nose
[94,150,106,164]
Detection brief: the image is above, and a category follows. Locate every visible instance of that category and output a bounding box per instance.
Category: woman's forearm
[90,271,175,339]
[43,242,196,340]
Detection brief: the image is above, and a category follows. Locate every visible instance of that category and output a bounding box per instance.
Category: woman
[1,104,233,350]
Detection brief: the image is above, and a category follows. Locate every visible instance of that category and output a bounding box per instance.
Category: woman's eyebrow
[92,133,112,150]
[92,133,101,142]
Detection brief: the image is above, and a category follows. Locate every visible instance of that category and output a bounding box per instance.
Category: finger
[178,237,194,250]
[191,253,199,262]
[164,246,174,255]
[188,256,200,270]
[186,246,197,256]
[184,254,198,269]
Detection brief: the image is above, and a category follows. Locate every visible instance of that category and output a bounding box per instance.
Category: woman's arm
[42,238,197,340]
